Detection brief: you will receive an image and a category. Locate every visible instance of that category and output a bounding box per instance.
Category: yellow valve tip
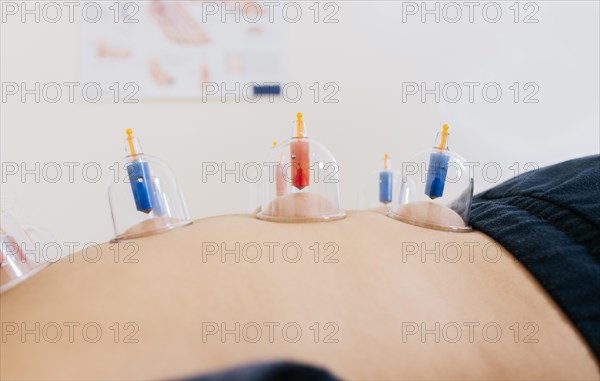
[272,141,277,148]
[384,153,389,170]
[295,112,305,138]
[126,128,137,156]
[439,124,450,151]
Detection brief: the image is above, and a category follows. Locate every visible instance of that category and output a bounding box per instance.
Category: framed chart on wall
[80,1,284,100]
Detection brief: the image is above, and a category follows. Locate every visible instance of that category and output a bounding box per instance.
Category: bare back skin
[1,210,598,380]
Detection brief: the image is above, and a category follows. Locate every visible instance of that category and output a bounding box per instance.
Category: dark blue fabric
[185,361,340,381]
[470,155,600,359]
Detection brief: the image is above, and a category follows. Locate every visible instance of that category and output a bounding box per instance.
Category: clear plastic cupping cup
[388,125,473,232]
[108,129,192,241]
[359,153,401,212]
[256,113,345,222]
[1,212,52,293]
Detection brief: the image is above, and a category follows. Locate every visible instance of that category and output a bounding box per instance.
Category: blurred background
[1,1,599,245]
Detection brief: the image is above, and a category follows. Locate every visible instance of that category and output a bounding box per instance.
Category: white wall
[1,1,599,246]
